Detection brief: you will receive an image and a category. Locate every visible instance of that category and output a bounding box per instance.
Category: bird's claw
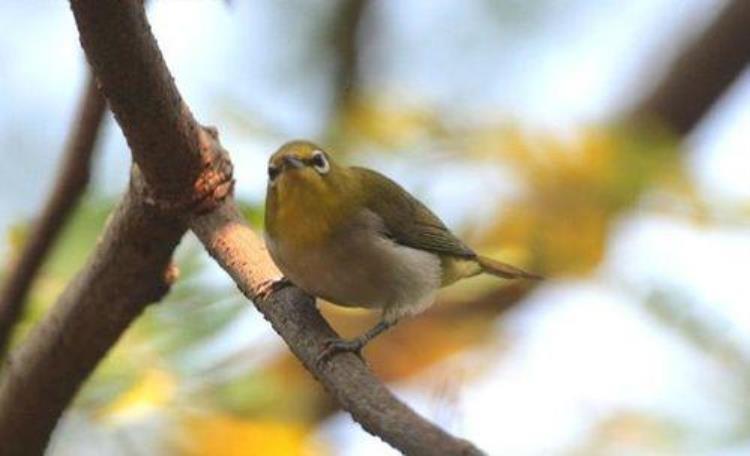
[256,277,292,301]
[316,337,365,367]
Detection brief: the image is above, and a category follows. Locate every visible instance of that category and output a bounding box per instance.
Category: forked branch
[0,1,483,455]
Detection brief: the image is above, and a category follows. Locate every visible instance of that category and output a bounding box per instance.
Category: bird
[263,140,541,363]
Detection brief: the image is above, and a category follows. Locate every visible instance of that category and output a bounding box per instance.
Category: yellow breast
[266,177,354,251]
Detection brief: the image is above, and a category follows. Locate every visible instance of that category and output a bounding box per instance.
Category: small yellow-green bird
[264,140,541,362]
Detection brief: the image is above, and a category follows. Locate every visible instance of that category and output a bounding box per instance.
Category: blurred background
[1,0,749,454]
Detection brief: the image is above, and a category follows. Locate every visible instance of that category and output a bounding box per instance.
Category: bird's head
[267,140,339,190]
[266,140,356,214]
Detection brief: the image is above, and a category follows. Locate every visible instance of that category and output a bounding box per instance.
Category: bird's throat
[268,181,352,250]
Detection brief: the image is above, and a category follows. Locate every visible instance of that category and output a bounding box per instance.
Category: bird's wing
[354,167,476,259]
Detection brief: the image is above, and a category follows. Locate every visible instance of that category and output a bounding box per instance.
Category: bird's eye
[311,150,330,174]
[268,164,280,181]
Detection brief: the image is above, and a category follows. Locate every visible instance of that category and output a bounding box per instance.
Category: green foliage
[237,199,265,228]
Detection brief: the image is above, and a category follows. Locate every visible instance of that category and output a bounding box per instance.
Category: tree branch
[71,0,205,201]
[0,184,184,455]
[0,0,219,452]
[0,1,484,454]
[190,198,484,456]
[331,0,368,112]
[633,0,750,135]
[0,74,106,356]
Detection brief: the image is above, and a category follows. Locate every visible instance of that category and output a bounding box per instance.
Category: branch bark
[71,0,206,201]
[0,74,106,356]
[191,199,483,456]
[0,185,184,455]
[633,0,750,135]
[0,0,221,452]
[0,1,484,454]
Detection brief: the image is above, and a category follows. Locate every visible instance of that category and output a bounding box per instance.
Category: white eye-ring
[311,150,330,174]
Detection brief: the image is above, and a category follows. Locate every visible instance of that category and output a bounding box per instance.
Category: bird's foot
[316,337,366,367]
[256,277,292,301]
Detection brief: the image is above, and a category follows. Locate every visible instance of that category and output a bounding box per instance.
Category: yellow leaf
[341,96,440,147]
[100,369,176,423]
[180,413,323,456]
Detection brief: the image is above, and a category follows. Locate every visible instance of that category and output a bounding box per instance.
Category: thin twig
[0,74,106,356]
[331,0,368,111]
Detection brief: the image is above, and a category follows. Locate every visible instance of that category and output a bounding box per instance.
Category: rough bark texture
[0,185,184,456]
[191,200,484,456]
[0,74,106,356]
[634,0,750,135]
[0,1,482,455]
[71,0,204,201]
[0,1,222,454]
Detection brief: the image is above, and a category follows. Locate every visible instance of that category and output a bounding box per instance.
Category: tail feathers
[477,255,543,280]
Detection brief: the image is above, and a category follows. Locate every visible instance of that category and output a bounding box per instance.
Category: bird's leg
[317,319,396,366]
[256,276,293,301]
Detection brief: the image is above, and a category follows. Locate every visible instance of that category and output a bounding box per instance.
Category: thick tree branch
[0,1,483,455]
[0,0,218,453]
[0,184,184,455]
[633,0,750,135]
[191,199,484,456]
[72,0,205,201]
[0,74,106,356]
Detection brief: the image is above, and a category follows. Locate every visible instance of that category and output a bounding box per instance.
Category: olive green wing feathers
[354,167,543,282]
[354,167,476,259]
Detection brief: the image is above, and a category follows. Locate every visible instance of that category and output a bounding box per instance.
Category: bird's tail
[477,255,543,280]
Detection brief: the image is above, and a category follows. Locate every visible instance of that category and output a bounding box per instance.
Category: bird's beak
[283,155,305,170]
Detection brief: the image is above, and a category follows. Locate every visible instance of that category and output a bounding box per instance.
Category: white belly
[265,211,441,322]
